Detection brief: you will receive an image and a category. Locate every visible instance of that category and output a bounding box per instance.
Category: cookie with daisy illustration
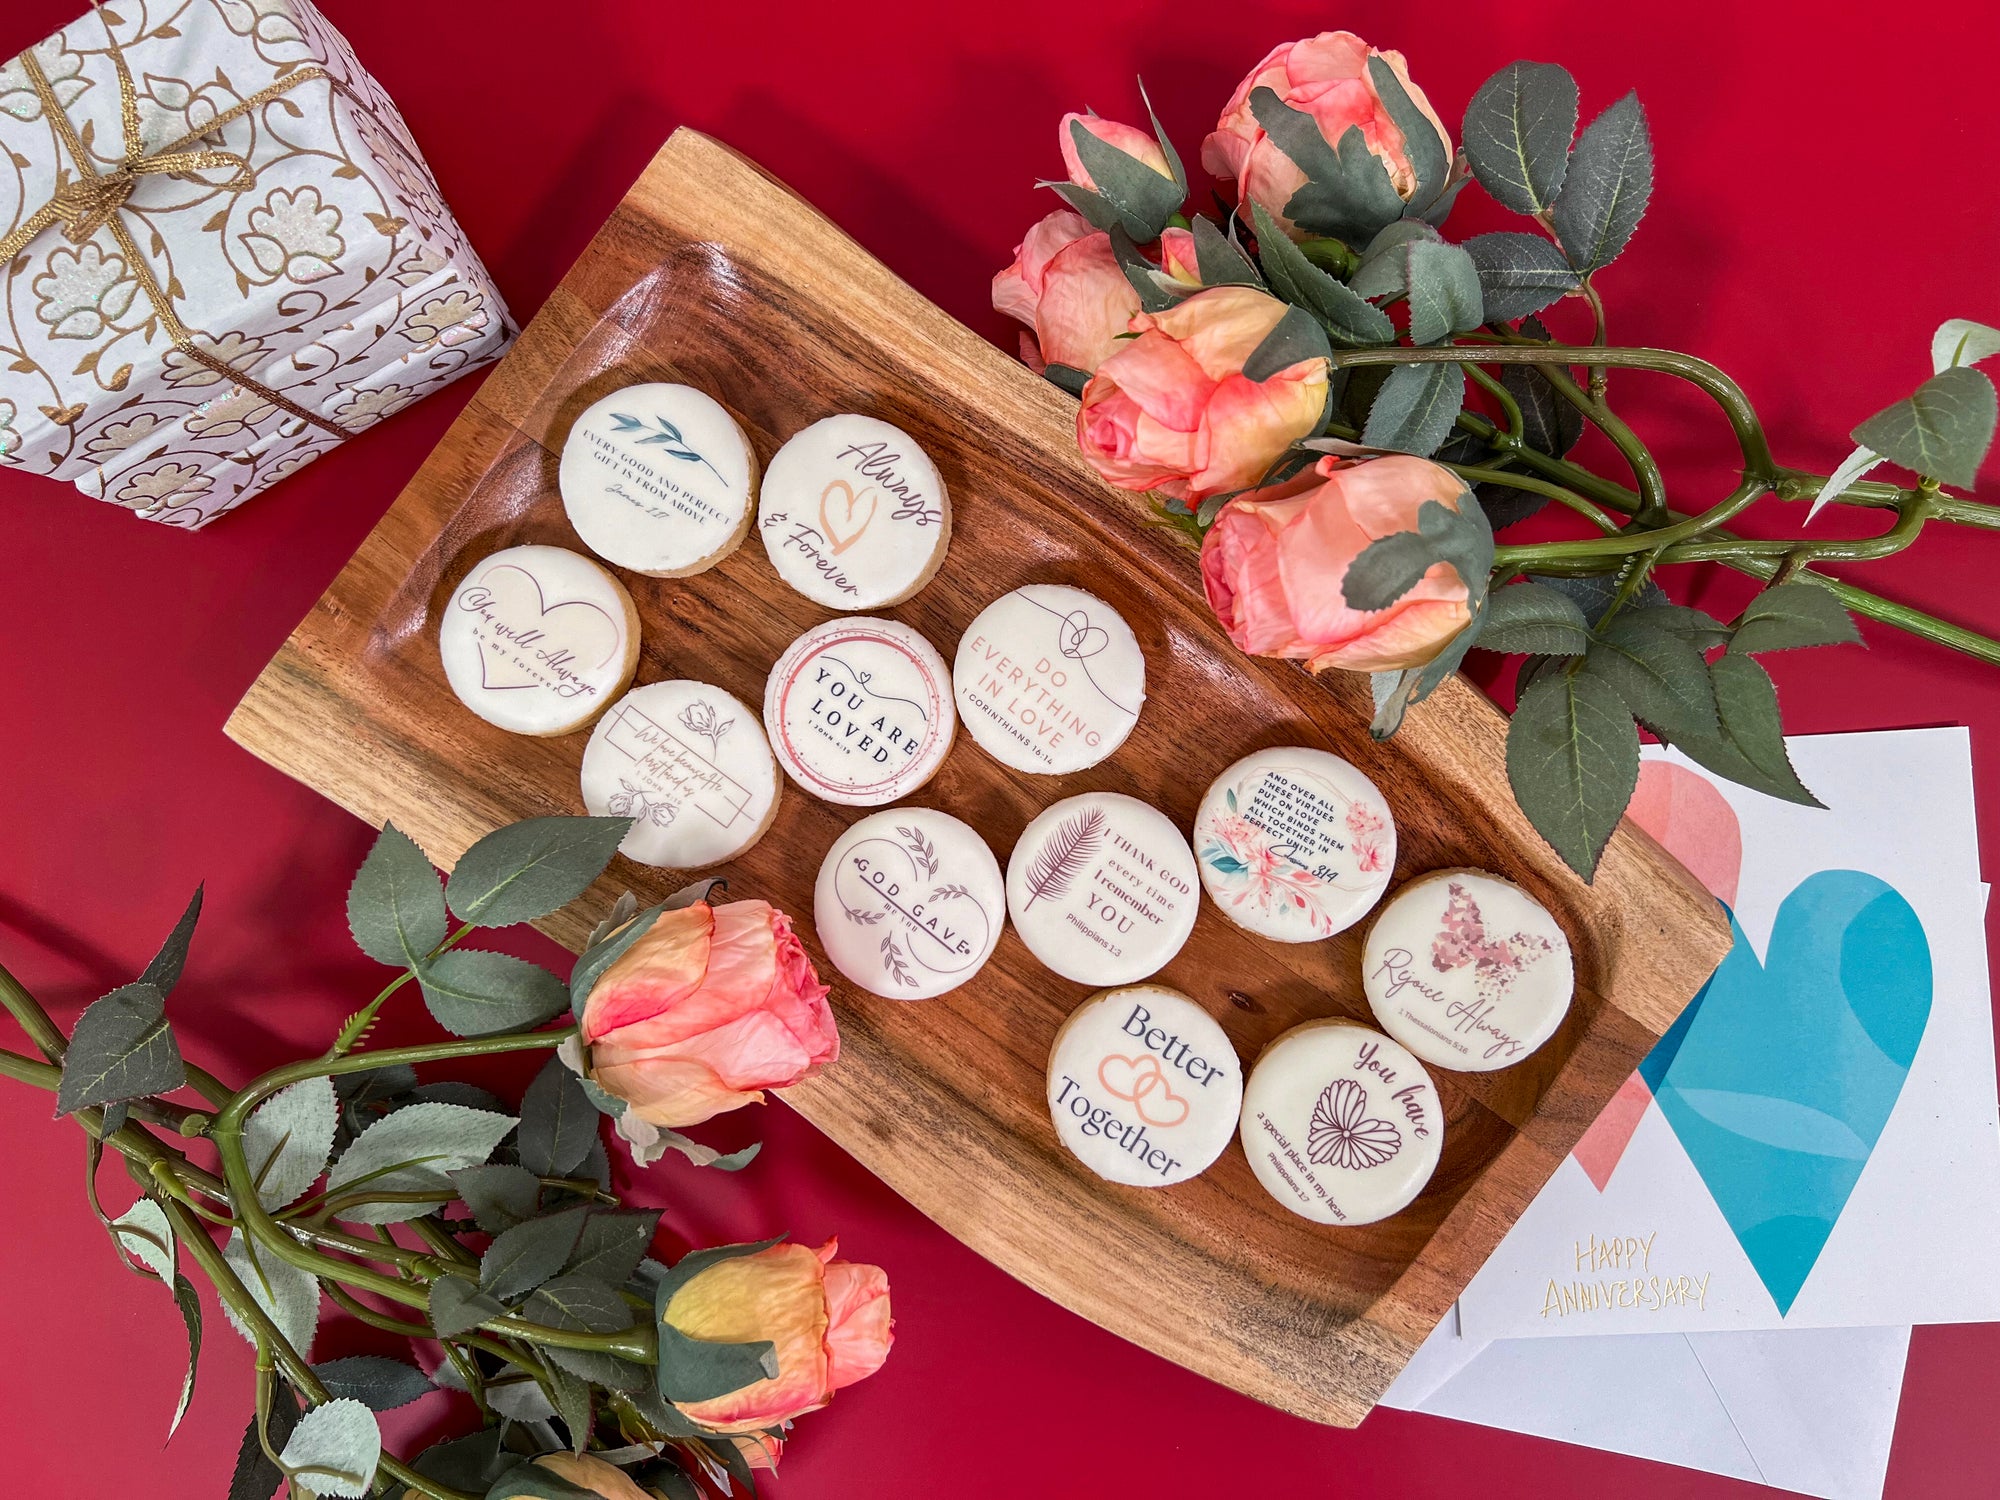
[1239,1019,1441,1225]
[1363,869,1573,1071]
[1192,747,1395,942]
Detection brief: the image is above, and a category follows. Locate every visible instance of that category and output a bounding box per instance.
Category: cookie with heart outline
[1047,984,1242,1188]
[756,414,951,609]
[764,617,956,807]
[439,544,639,737]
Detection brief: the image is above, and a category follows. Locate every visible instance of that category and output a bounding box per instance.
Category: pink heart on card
[468,563,620,691]
[1569,760,1744,1190]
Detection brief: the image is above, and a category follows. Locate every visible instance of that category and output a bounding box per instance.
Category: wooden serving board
[226,130,1729,1426]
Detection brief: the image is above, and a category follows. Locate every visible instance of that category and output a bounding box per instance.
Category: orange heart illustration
[1096,1052,1190,1127]
[819,479,879,555]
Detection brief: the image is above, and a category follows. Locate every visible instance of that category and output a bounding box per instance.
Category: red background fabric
[3,2,1997,1495]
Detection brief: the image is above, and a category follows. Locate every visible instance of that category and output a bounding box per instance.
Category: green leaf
[1462,61,1578,215]
[1342,496,1491,611]
[1663,654,1823,807]
[222,1227,321,1357]
[635,1457,704,1500]
[653,1128,763,1172]
[56,982,183,1115]
[696,1435,760,1499]
[487,1461,602,1499]
[403,1430,523,1498]
[419,949,569,1038]
[545,1360,594,1452]
[1240,303,1333,386]
[428,1274,506,1338]
[654,1239,785,1404]
[1933,318,2000,374]
[325,1101,517,1225]
[1478,581,1592,654]
[1346,219,1440,301]
[1852,366,1997,489]
[228,1385,299,1500]
[518,1055,599,1177]
[1044,179,1129,237]
[444,816,631,929]
[1190,213,1261,287]
[167,1274,201,1438]
[570,904,666,1019]
[481,1207,588,1300]
[1249,202,1394,346]
[1807,445,1885,524]
[1551,92,1653,272]
[277,1397,380,1499]
[111,1196,175,1279]
[1635,603,1733,652]
[1729,580,1862,656]
[1365,55,1450,209]
[566,1209,663,1286]
[1042,362,1089,397]
[1249,87,1406,245]
[243,1076,338,1211]
[1504,358,1585,457]
[1506,668,1641,880]
[1066,115,1183,241]
[139,886,203,996]
[1405,240,1484,344]
[1528,570,1666,625]
[347,824,447,968]
[449,1162,542,1234]
[1583,611,1720,740]
[1105,222,1180,313]
[1463,232,1579,323]
[1360,361,1465,457]
[311,1356,432,1412]
[525,1272,635,1334]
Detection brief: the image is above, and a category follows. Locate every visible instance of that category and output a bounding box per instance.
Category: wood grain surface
[225,130,1730,1426]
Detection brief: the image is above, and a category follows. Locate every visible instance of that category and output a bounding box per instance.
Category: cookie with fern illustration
[1005,792,1198,986]
[560,383,759,577]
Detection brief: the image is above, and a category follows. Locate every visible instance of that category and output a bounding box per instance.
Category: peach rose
[1202,31,1450,237]
[1077,285,1328,503]
[498,1453,650,1500]
[664,1238,893,1433]
[580,900,838,1132]
[1058,112,1172,190]
[1158,226,1201,288]
[992,209,1142,375]
[1201,454,1474,672]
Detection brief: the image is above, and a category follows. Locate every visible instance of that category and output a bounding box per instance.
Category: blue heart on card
[1644,870,1932,1315]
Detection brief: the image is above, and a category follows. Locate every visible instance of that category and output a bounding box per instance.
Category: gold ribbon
[1,17,349,436]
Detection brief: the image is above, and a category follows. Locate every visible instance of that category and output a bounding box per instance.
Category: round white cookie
[439,545,639,737]
[1193,747,1396,942]
[954,584,1145,774]
[756,414,951,609]
[1047,985,1242,1188]
[580,680,778,869]
[1240,1020,1442,1226]
[559,383,758,577]
[1363,869,1574,1072]
[1006,792,1198,986]
[813,808,1004,1000]
[764,618,955,807]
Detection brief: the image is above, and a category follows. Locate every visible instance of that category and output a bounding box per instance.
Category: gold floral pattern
[330,381,418,427]
[161,331,270,389]
[403,291,489,350]
[115,460,211,507]
[0,398,20,463]
[240,186,346,284]
[32,243,139,340]
[83,412,164,460]
[215,0,307,48]
[0,40,84,123]
[184,388,276,438]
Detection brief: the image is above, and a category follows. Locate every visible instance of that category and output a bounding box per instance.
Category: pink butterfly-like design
[1307,1078,1402,1170]
[1430,881,1552,1000]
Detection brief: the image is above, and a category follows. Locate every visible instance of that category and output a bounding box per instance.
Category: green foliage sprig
[1054,58,2000,879]
[0,817,793,1500]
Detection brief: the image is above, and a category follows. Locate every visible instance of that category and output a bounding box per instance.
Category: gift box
[0,0,513,528]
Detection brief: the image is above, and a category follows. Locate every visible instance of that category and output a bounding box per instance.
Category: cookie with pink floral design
[1362,868,1573,1072]
[1192,746,1395,942]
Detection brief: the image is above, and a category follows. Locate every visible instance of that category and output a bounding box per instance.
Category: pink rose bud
[991,208,1143,375]
[664,1238,894,1432]
[581,899,838,1130]
[1201,454,1475,672]
[1202,31,1450,238]
[1059,111,1174,190]
[1158,226,1202,288]
[1076,284,1329,503]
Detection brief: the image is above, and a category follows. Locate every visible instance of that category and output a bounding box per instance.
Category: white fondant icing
[813,808,1004,1000]
[763,618,955,807]
[1047,985,1242,1187]
[954,584,1145,774]
[1005,792,1197,986]
[1193,747,1396,941]
[579,680,778,869]
[438,545,638,737]
[559,383,757,577]
[1239,1020,1442,1225]
[756,414,951,609]
[1363,869,1573,1071]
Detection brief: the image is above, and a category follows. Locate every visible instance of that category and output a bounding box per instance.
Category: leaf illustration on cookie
[1019,805,1106,909]
[897,825,941,878]
[1307,1078,1402,1170]
[612,411,726,484]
